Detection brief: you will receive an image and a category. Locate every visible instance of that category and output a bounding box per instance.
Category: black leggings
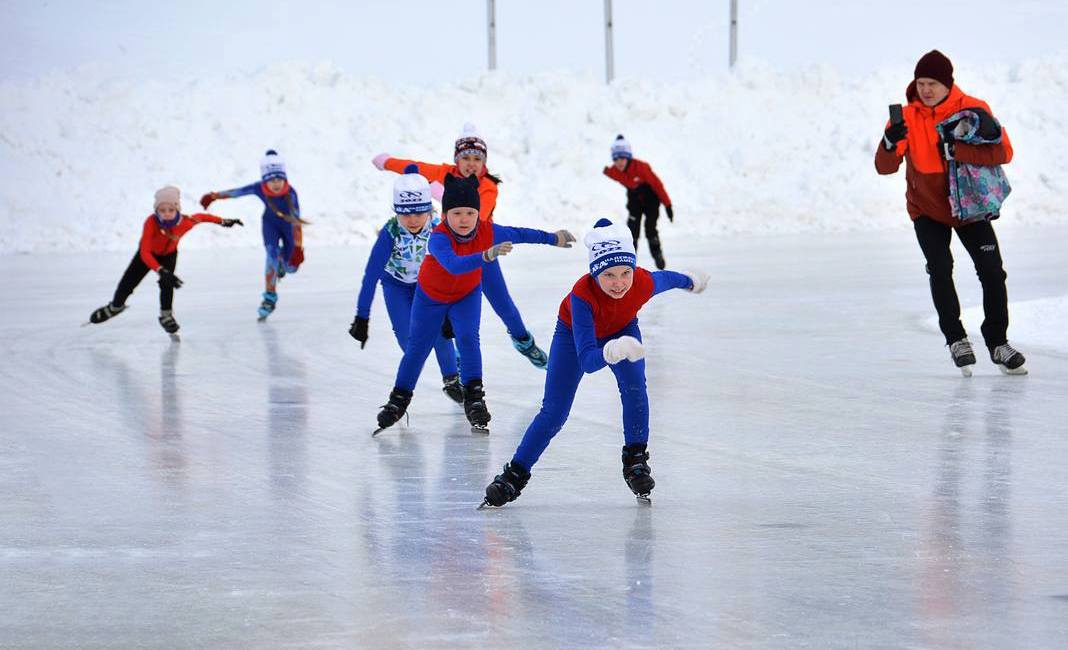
[913,216,1008,349]
[112,251,178,310]
[626,184,663,263]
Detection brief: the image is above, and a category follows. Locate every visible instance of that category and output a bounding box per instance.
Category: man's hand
[665,205,674,222]
[158,268,183,290]
[883,122,908,150]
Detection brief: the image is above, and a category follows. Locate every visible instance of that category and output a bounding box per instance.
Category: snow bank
[933,296,1068,355]
[2,55,1066,254]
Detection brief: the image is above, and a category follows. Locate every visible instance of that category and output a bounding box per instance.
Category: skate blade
[635,494,652,505]
[169,333,181,343]
[959,365,973,377]
[476,499,494,510]
[372,426,392,437]
[997,364,1028,376]
[470,424,490,435]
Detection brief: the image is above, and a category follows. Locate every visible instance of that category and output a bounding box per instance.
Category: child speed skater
[603,135,674,270]
[87,186,243,337]
[350,165,463,404]
[481,218,707,508]
[200,150,305,320]
[373,123,551,369]
[374,174,576,435]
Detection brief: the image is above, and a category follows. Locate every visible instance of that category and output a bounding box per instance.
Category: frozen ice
[2,226,1067,647]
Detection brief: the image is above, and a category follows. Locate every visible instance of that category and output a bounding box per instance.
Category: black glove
[221,218,244,228]
[940,132,956,161]
[883,121,908,150]
[349,316,368,348]
[441,316,455,340]
[157,268,183,289]
[665,205,674,222]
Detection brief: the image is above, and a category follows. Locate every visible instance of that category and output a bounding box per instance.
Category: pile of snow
[2,55,1066,254]
[928,296,1068,354]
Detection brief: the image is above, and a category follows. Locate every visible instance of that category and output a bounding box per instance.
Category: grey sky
[5,1,1067,82]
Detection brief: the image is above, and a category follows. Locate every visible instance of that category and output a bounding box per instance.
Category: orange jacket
[138,213,222,271]
[384,157,500,222]
[875,83,1012,226]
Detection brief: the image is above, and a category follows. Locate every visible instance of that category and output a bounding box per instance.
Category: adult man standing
[875,49,1026,376]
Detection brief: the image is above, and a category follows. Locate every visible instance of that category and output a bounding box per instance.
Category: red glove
[199,192,218,209]
[289,246,304,268]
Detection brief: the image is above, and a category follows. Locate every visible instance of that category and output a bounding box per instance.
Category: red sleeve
[636,161,671,206]
[874,119,906,174]
[189,212,223,225]
[383,158,449,183]
[139,218,160,271]
[603,165,624,185]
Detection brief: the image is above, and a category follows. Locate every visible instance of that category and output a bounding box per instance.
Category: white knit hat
[610,134,633,160]
[260,149,287,181]
[585,218,636,278]
[393,165,433,214]
[454,122,488,160]
[153,185,181,210]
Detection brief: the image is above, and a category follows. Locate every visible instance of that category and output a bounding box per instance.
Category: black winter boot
[158,310,180,334]
[376,387,413,430]
[622,444,655,497]
[463,379,491,428]
[89,302,126,324]
[483,462,531,507]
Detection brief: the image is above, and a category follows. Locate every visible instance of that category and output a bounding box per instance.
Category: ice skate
[622,444,655,503]
[990,343,1027,375]
[949,338,976,377]
[257,291,278,321]
[511,333,548,369]
[479,462,530,509]
[442,374,464,404]
[373,387,412,436]
[87,302,126,325]
[463,379,491,433]
[158,310,180,340]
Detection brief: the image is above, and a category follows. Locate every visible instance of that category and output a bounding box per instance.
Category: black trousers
[112,251,178,310]
[913,216,1008,349]
[626,184,664,267]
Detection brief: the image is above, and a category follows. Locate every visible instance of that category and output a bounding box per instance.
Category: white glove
[681,269,709,294]
[429,181,444,201]
[602,335,645,364]
[372,153,390,171]
[554,230,576,248]
[483,241,513,262]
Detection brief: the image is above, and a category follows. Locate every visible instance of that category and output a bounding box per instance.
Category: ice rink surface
[2,226,1067,648]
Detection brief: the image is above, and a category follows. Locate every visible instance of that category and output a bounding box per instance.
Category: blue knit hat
[585,218,636,277]
[610,134,632,160]
[260,149,287,182]
[393,164,432,214]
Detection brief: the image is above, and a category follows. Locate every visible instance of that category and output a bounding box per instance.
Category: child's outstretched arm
[200,182,260,209]
[426,232,489,275]
[491,223,575,248]
[652,269,708,295]
[569,296,610,374]
[355,228,394,319]
[374,154,450,184]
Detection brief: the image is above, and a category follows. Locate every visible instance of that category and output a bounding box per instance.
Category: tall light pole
[729,0,738,68]
[604,0,614,83]
[487,0,497,71]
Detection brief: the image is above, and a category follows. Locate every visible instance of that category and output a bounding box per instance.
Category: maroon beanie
[914,50,954,88]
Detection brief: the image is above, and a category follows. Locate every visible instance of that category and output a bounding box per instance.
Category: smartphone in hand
[889,104,903,125]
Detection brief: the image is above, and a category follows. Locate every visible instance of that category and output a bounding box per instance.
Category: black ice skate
[442,374,464,404]
[990,343,1027,375]
[463,379,491,433]
[622,444,655,503]
[949,337,976,377]
[158,310,180,341]
[87,302,126,325]
[373,387,413,436]
[479,462,531,509]
[649,237,666,270]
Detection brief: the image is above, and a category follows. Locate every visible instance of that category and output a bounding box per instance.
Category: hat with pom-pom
[260,149,287,181]
[393,164,433,214]
[585,217,636,277]
[610,134,632,160]
[454,122,488,161]
[441,173,481,214]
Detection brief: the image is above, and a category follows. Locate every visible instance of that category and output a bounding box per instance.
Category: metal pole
[604,0,614,83]
[729,0,738,68]
[488,0,497,71]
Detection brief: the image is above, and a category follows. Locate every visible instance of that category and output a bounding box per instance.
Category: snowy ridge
[2,55,1065,254]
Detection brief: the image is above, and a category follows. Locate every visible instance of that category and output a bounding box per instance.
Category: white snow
[927,295,1068,354]
[2,55,1066,255]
